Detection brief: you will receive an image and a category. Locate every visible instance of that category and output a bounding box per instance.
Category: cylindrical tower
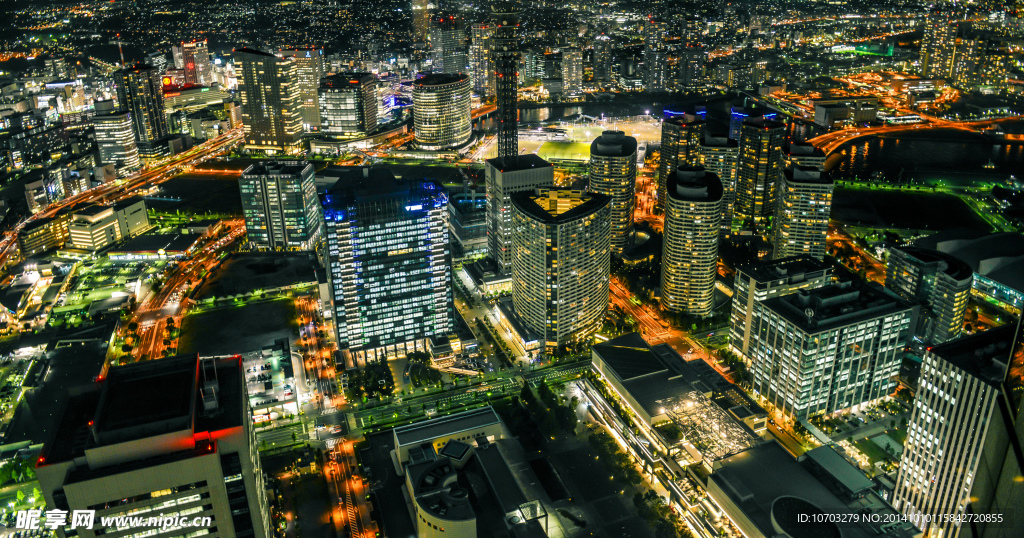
[413,73,472,150]
[661,167,723,316]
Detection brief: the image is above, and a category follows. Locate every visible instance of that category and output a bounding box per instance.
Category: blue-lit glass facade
[322,178,452,363]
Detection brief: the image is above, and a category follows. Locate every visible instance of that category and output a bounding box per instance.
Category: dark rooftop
[762,280,915,334]
[321,73,375,88]
[242,161,312,178]
[484,153,553,173]
[590,130,638,158]
[592,332,667,381]
[394,406,501,448]
[233,47,277,59]
[735,255,833,284]
[415,73,469,86]
[928,323,1016,387]
[667,167,723,203]
[890,246,974,282]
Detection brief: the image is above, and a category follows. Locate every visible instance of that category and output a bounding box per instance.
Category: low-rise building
[18,214,71,258]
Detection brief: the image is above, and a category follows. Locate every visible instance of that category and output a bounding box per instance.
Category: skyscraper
[643,19,669,91]
[588,130,637,255]
[491,2,520,164]
[885,246,973,346]
[319,73,378,136]
[921,14,959,79]
[772,165,834,261]
[412,73,472,150]
[659,113,704,213]
[750,280,914,421]
[470,23,494,96]
[511,188,611,349]
[661,167,723,316]
[36,355,271,538]
[486,154,555,273]
[182,39,213,85]
[735,118,786,229]
[699,130,739,234]
[278,48,326,131]
[235,48,304,153]
[892,324,1020,538]
[321,169,452,364]
[677,45,704,88]
[729,256,833,361]
[593,35,613,84]
[429,16,468,74]
[114,64,169,159]
[239,162,322,251]
[92,99,140,175]
[562,47,583,95]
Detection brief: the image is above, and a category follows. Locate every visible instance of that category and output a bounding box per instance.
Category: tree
[121,344,133,354]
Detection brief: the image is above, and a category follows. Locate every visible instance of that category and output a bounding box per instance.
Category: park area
[831,187,992,232]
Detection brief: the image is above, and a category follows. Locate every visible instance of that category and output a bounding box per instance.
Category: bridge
[808,117,1019,155]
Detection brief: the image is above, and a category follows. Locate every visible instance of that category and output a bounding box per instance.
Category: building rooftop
[804,445,874,496]
[321,73,375,88]
[591,332,667,381]
[667,167,723,203]
[72,205,112,218]
[763,280,915,334]
[783,166,833,185]
[928,323,1016,387]
[590,130,638,158]
[233,47,277,59]
[510,188,610,225]
[914,231,1024,294]
[242,161,312,178]
[735,255,833,285]
[394,406,501,448]
[484,153,553,173]
[41,355,245,465]
[415,73,469,87]
[890,246,974,282]
[710,442,916,538]
[741,117,786,131]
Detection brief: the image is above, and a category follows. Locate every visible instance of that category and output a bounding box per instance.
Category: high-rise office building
[643,19,669,91]
[36,355,271,538]
[182,39,213,85]
[235,48,304,153]
[736,118,786,229]
[239,162,321,251]
[321,169,452,364]
[429,16,468,74]
[659,113,704,213]
[885,246,973,346]
[892,324,1021,538]
[492,2,520,164]
[486,154,555,273]
[661,167,723,316]
[729,256,833,361]
[470,23,494,96]
[92,100,140,175]
[412,73,471,150]
[319,73,378,136]
[772,166,834,261]
[511,188,611,348]
[699,130,738,234]
[114,64,169,159]
[562,47,583,95]
[278,48,326,131]
[588,130,637,255]
[750,280,914,421]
